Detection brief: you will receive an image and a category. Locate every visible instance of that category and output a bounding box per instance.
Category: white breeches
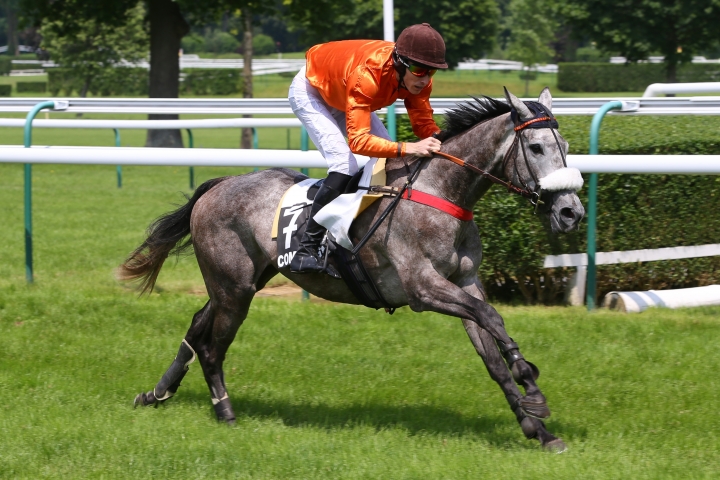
[288,67,391,175]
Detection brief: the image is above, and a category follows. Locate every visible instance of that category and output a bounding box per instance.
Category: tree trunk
[6,3,18,56]
[145,0,189,148]
[666,61,678,84]
[241,10,254,149]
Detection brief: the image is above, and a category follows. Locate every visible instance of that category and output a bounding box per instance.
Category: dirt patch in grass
[188,282,305,298]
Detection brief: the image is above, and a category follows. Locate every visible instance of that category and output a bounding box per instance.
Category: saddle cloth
[271,178,319,269]
[271,157,387,269]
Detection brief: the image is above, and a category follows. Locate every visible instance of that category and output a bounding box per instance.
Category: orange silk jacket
[305,39,440,158]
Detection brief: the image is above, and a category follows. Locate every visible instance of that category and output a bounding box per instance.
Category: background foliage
[284,0,499,67]
[48,67,148,96]
[394,113,720,304]
[558,62,720,92]
[181,68,242,95]
[561,0,720,81]
[47,68,243,97]
[37,1,148,97]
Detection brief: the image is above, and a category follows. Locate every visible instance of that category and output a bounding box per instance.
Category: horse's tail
[117,177,229,294]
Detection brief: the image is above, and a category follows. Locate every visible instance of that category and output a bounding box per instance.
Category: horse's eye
[529,144,543,155]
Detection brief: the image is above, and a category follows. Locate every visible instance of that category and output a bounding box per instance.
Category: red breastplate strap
[401,189,474,221]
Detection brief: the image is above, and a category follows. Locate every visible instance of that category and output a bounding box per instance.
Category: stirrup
[320,253,341,279]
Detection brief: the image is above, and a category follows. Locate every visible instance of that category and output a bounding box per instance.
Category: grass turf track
[0,163,719,478]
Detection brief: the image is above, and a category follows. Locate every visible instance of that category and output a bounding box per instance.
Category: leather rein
[434,150,540,203]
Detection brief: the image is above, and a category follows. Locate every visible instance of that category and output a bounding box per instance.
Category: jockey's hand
[405,137,441,157]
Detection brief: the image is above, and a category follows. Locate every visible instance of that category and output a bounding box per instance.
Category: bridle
[353,100,575,254]
[435,101,568,209]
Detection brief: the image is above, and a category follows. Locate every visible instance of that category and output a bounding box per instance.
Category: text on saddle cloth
[271,177,319,269]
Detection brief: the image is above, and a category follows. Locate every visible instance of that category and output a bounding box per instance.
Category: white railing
[545,244,720,307]
[457,59,558,74]
[2,96,720,116]
[1,151,718,174]
[642,82,720,97]
[9,58,307,76]
[0,117,301,129]
[0,146,336,167]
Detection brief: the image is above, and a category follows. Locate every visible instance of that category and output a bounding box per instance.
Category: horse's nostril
[560,207,575,220]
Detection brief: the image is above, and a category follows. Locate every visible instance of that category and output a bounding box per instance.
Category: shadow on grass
[172,389,585,448]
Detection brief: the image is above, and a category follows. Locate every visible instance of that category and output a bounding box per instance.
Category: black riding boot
[290,172,351,274]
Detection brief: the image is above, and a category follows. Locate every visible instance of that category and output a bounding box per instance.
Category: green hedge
[558,62,720,92]
[0,85,11,96]
[48,67,244,96]
[0,57,12,75]
[181,68,242,96]
[16,81,47,93]
[48,68,148,96]
[391,114,720,304]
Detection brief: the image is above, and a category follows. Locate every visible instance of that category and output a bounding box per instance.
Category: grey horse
[120,88,584,452]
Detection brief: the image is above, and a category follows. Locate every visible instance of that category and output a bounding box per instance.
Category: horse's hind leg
[133,290,255,424]
[134,302,210,408]
[189,291,256,424]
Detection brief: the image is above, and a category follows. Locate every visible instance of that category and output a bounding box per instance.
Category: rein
[434,151,539,202]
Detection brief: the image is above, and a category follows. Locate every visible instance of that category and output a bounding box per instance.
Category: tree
[562,0,720,82]
[285,0,499,67]
[39,2,148,97]
[2,0,19,55]
[505,0,557,96]
[22,0,274,147]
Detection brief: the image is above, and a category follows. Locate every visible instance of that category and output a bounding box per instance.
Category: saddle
[271,160,395,312]
[271,157,475,313]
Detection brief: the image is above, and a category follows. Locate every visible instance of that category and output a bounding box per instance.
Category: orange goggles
[397,54,438,78]
[407,64,438,78]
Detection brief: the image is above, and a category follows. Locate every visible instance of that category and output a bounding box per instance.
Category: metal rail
[2,96,720,115]
[1,148,717,173]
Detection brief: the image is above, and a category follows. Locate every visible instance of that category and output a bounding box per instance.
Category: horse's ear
[503,86,532,121]
[538,87,552,111]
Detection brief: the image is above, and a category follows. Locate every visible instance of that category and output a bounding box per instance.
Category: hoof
[543,438,567,453]
[213,397,236,424]
[519,396,551,419]
[133,390,158,408]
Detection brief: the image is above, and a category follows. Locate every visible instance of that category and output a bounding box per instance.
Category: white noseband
[538,167,584,192]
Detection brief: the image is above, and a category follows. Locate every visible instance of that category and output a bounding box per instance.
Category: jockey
[288,23,449,275]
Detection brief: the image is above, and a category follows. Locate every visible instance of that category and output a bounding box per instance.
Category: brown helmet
[395,23,448,69]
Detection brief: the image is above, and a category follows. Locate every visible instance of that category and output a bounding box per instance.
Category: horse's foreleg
[409,275,545,410]
[406,274,565,450]
[134,302,210,408]
[462,318,565,451]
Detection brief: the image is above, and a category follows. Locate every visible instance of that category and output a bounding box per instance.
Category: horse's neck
[410,114,513,210]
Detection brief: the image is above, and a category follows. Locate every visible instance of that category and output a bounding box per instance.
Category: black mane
[438,96,511,141]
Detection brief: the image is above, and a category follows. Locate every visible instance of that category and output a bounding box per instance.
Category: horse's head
[502,87,585,233]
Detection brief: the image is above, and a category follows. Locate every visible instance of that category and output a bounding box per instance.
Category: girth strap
[401,189,473,221]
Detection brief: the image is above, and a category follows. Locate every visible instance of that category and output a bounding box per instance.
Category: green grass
[1,159,719,478]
